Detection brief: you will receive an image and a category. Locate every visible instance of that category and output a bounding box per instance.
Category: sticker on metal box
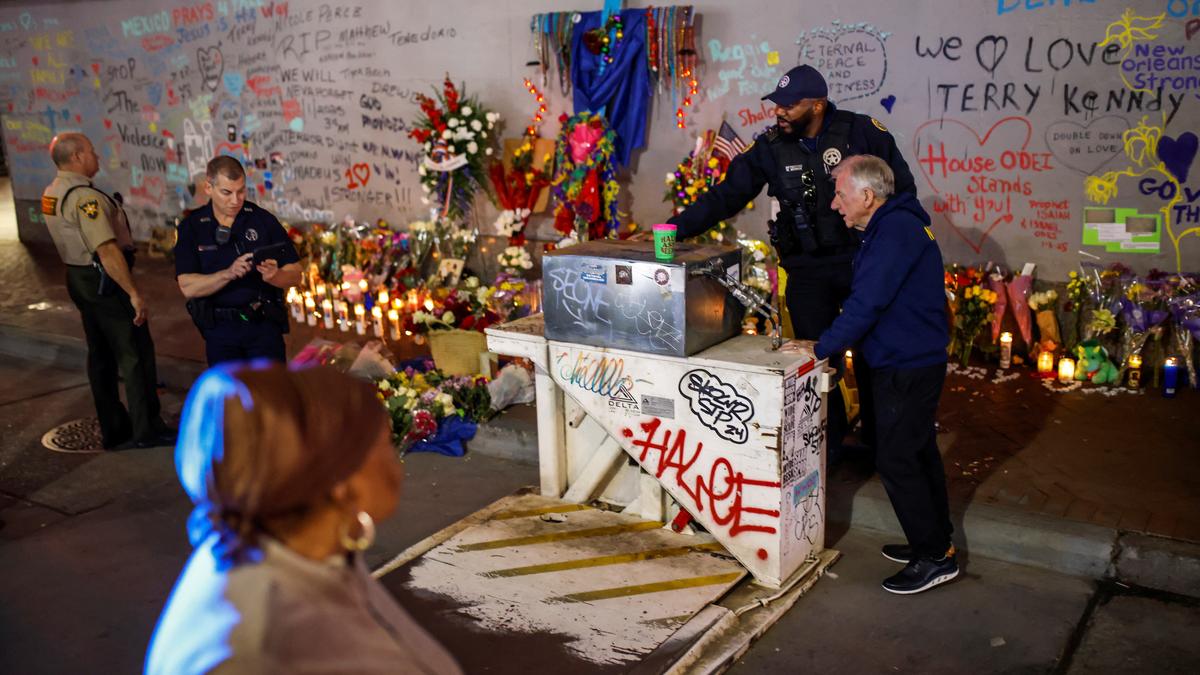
[580,263,607,284]
[640,394,675,419]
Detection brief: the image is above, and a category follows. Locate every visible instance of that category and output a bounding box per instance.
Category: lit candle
[1127,353,1143,390]
[392,298,403,315]
[407,290,418,312]
[378,289,390,307]
[424,297,435,312]
[1037,351,1055,378]
[372,305,385,337]
[358,279,369,298]
[388,308,401,340]
[287,288,303,322]
[316,282,326,300]
[999,332,1013,369]
[1163,356,1179,398]
[321,299,334,329]
[354,303,366,335]
[336,299,350,332]
[304,294,318,327]
[1057,356,1075,384]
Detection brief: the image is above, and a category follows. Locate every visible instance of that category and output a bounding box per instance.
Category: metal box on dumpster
[541,239,743,357]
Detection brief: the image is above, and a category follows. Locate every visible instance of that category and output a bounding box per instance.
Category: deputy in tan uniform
[42,132,173,449]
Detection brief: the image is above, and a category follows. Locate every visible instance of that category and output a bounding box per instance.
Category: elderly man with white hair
[813,154,955,595]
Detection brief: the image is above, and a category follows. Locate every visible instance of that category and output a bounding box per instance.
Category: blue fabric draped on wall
[571,9,650,167]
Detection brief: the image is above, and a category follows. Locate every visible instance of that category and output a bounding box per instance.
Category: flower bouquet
[664,131,746,246]
[489,137,551,247]
[953,283,998,366]
[1169,292,1200,387]
[408,76,498,223]
[1115,276,1169,371]
[1028,289,1060,346]
[377,366,492,455]
[1005,272,1034,347]
[441,226,477,260]
[987,271,1009,343]
[497,245,534,278]
[407,220,437,269]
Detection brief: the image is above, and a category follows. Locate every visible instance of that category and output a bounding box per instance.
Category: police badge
[78,199,100,220]
[822,147,843,168]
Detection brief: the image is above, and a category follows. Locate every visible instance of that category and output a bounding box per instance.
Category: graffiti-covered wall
[1,0,1196,277]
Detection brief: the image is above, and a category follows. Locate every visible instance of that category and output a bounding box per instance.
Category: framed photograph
[438,257,466,287]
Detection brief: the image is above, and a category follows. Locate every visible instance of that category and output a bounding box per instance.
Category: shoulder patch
[41,195,58,216]
[78,199,100,220]
[743,140,755,153]
[924,226,936,241]
[871,118,888,132]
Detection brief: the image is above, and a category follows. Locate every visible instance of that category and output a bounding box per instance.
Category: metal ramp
[376,492,838,673]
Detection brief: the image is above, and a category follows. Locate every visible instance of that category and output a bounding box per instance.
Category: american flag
[712,121,747,161]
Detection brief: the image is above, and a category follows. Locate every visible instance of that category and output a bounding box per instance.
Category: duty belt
[213,306,258,322]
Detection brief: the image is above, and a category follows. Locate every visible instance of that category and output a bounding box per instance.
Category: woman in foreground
[146,362,461,674]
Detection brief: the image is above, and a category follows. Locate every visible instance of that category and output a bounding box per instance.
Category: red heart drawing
[74,114,81,123]
[912,116,1032,254]
[257,184,266,195]
[31,56,38,66]
[91,63,100,75]
[351,163,371,187]
[103,119,112,129]
[130,176,166,206]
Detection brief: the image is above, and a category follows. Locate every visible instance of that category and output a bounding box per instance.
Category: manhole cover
[42,418,106,454]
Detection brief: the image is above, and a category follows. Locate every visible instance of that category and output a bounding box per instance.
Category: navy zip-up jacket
[814,192,949,369]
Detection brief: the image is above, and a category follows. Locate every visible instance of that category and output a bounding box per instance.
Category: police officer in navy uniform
[42,132,174,449]
[176,156,301,365]
[667,64,917,459]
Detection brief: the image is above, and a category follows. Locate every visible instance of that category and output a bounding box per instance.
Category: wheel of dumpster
[41,418,106,454]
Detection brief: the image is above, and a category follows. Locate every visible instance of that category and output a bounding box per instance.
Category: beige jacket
[145,537,462,675]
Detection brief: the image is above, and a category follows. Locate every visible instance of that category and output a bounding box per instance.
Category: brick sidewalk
[4,238,1197,543]
[933,365,1199,543]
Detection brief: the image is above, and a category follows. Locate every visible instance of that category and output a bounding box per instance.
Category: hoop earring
[338,511,376,552]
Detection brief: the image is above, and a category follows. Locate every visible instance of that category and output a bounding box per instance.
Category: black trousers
[872,363,953,559]
[201,319,286,366]
[65,266,165,447]
[785,262,861,453]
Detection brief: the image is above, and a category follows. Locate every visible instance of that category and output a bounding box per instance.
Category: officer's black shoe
[133,430,177,449]
[881,544,913,564]
[882,553,959,595]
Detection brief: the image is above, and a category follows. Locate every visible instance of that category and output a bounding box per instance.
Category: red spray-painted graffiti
[914,116,1056,254]
[624,418,781,537]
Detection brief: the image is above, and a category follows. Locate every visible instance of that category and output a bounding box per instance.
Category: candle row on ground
[287,287,417,339]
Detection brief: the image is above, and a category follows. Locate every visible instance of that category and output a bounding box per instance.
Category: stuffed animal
[1075,339,1120,384]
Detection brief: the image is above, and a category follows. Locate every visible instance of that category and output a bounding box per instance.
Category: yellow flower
[707,157,719,168]
[1123,119,1162,168]
[1069,271,1078,278]
[1100,9,1165,51]
[1084,173,1119,204]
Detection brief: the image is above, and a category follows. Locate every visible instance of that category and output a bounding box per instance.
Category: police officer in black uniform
[176,157,301,365]
[667,64,918,457]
